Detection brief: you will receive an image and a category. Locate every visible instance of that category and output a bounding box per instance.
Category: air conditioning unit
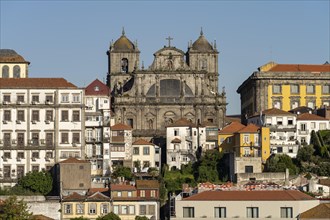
[45,120,50,124]
[32,120,37,124]
[32,101,38,105]
[16,120,21,124]
[3,101,9,105]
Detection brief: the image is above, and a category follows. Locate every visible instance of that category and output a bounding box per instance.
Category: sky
[1,0,329,114]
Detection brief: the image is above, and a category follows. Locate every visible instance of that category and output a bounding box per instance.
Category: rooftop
[0,78,77,89]
[297,113,328,121]
[111,123,132,131]
[219,121,246,134]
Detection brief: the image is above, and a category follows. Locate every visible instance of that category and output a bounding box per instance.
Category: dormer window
[94,86,99,91]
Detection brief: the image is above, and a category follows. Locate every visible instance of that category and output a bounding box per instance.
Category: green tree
[18,171,53,195]
[0,196,33,219]
[111,165,133,181]
[265,154,298,175]
[296,145,314,162]
[70,217,89,220]
[97,212,121,220]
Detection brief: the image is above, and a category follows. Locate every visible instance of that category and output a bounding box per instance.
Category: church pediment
[150,47,189,71]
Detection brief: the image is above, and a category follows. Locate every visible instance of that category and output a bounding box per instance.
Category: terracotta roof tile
[268,64,330,72]
[111,184,136,191]
[132,139,154,145]
[299,203,330,219]
[136,180,159,189]
[219,121,246,134]
[62,192,86,201]
[87,191,110,201]
[166,118,196,128]
[0,49,30,63]
[85,79,110,96]
[259,108,294,116]
[0,78,77,89]
[237,123,260,133]
[59,157,90,164]
[183,190,316,201]
[111,123,132,130]
[297,113,328,121]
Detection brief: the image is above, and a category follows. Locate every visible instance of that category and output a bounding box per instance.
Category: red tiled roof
[166,118,196,128]
[237,123,260,133]
[171,138,181,143]
[183,190,316,201]
[136,180,159,189]
[111,184,136,191]
[59,157,90,164]
[0,78,77,89]
[219,121,245,134]
[297,113,328,121]
[85,79,110,96]
[88,188,110,195]
[62,192,85,201]
[299,203,330,219]
[260,108,294,116]
[132,139,154,145]
[111,123,132,130]
[88,191,110,201]
[268,64,330,72]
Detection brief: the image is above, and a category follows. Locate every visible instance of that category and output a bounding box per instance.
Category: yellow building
[237,62,330,121]
[61,189,111,220]
[219,122,270,162]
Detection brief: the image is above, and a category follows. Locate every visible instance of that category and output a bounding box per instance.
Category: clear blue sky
[1,1,329,114]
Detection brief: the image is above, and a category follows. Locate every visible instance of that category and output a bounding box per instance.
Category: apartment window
[3,166,11,178]
[45,95,53,103]
[277,146,283,153]
[46,133,53,146]
[4,110,11,121]
[280,207,293,218]
[245,166,253,173]
[46,152,53,159]
[17,95,24,103]
[17,133,24,146]
[64,204,72,214]
[133,147,139,155]
[307,101,315,109]
[320,123,326,130]
[128,191,132,197]
[32,133,39,146]
[32,110,39,121]
[143,146,150,155]
[61,110,69,121]
[277,117,283,125]
[306,85,315,94]
[72,133,80,144]
[300,123,307,131]
[32,152,39,159]
[32,165,39,172]
[273,84,281,94]
[17,110,25,121]
[17,165,24,179]
[139,205,146,215]
[32,95,39,102]
[155,148,160,154]
[290,84,299,94]
[3,95,10,102]
[127,118,133,128]
[61,94,69,103]
[183,207,195,218]
[243,134,249,143]
[72,94,80,102]
[101,203,109,214]
[174,129,179,136]
[143,161,150,169]
[322,85,330,94]
[214,207,226,218]
[148,205,155,215]
[4,133,11,146]
[2,66,9,78]
[61,133,69,144]
[89,203,96,214]
[171,157,176,161]
[310,122,316,129]
[76,204,84,214]
[288,118,293,125]
[17,152,24,159]
[121,205,128,214]
[247,207,259,218]
[113,205,119,215]
[46,110,53,121]
[129,205,135,214]
[4,152,11,159]
[72,110,80,121]
[140,190,146,197]
[151,190,156,197]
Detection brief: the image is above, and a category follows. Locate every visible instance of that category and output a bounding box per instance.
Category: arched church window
[127,118,134,128]
[2,65,9,78]
[13,65,21,78]
[121,58,129,73]
[200,60,207,70]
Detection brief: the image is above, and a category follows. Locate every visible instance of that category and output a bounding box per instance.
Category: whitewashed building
[296,113,330,144]
[248,108,299,158]
[84,79,111,178]
[166,118,206,170]
[132,139,161,172]
[0,78,84,187]
[0,49,30,78]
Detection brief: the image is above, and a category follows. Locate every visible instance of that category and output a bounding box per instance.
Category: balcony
[298,129,309,135]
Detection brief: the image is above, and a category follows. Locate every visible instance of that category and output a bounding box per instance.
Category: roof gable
[237,123,260,133]
[297,113,328,121]
[85,79,110,96]
[111,123,132,130]
[219,121,246,134]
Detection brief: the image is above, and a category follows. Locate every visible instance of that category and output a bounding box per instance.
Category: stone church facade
[107,30,227,140]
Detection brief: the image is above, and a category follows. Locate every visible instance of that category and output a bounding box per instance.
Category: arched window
[121,58,128,73]
[2,65,9,78]
[13,65,21,78]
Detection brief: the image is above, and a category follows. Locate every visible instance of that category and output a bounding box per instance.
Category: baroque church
[106,29,227,140]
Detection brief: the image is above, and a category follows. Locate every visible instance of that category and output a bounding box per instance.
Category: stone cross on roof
[166,36,173,47]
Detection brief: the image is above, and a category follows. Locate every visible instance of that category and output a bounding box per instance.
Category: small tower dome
[111,29,136,52]
[191,29,215,52]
